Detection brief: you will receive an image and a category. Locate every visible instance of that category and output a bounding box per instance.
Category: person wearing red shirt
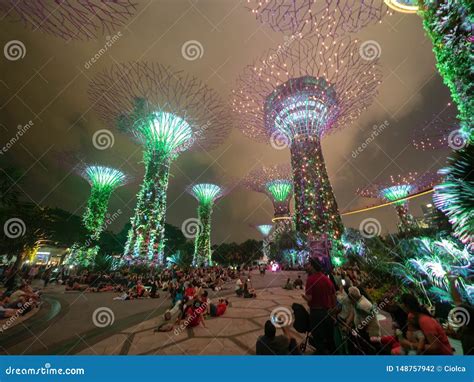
[400,294,453,355]
[303,258,337,354]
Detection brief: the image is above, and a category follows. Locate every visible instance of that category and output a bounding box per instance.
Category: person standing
[303,258,337,354]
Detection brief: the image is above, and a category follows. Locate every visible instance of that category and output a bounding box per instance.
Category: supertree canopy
[243,163,293,230]
[233,34,382,247]
[434,145,474,251]
[357,171,440,231]
[0,0,137,40]
[412,104,461,151]
[246,0,389,36]
[255,224,274,237]
[78,165,128,240]
[89,62,231,266]
[187,183,226,267]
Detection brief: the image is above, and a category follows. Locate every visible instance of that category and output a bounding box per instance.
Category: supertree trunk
[193,203,213,267]
[124,151,170,265]
[290,136,343,242]
[83,186,114,240]
[394,202,414,231]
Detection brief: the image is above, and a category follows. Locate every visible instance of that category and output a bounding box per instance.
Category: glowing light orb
[271,263,280,272]
[265,76,339,140]
[384,0,419,14]
[380,185,413,202]
[84,166,127,188]
[147,111,193,154]
[266,180,292,202]
[256,224,273,237]
[191,183,223,205]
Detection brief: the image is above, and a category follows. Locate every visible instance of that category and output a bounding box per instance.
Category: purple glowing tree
[357,170,441,231]
[233,34,382,248]
[245,0,388,36]
[0,0,137,40]
[243,163,293,232]
[89,62,232,266]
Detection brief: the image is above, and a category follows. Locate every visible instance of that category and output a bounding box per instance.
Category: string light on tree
[186,183,227,267]
[89,62,231,266]
[233,33,382,255]
[357,171,441,232]
[246,0,389,37]
[243,164,293,232]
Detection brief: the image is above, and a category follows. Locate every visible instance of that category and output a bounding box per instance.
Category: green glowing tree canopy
[190,183,224,205]
[380,184,413,203]
[83,165,127,190]
[266,180,292,202]
[256,224,273,237]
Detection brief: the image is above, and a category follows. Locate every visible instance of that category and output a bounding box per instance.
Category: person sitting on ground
[399,316,425,355]
[256,320,301,355]
[185,300,206,328]
[283,278,294,290]
[235,278,243,297]
[293,275,303,290]
[209,299,229,317]
[155,300,182,332]
[346,286,381,338]
[243,280,256,298]
[399,293,453,355]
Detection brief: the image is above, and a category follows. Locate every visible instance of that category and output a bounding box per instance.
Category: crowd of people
[256,257,473,356]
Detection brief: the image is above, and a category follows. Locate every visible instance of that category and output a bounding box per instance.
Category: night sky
[0,1,454,245]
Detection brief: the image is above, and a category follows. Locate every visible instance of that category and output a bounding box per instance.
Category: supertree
[186,183,227,267]
[245,0,389,37]
[89,62,231,266]
[67,163,129,268]
[243,164,293,231]
[357,171,441,231]
[252,223,274,261]
[412,104,462,151]
[434,146,474,251]
[233,34,382,250]
[0,0,137,40]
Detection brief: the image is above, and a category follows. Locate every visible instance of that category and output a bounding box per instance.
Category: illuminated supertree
[243,164,293,231]
[0,0,137,40]
[77,164,129,240]
[233,34,381,250]
[186,183,227,267]
[412,104,461,151]
[89,62,231,266]
[357,171,441,231]
[252,224,274,261]
[434,146,474,250]
[245,0,389,36]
